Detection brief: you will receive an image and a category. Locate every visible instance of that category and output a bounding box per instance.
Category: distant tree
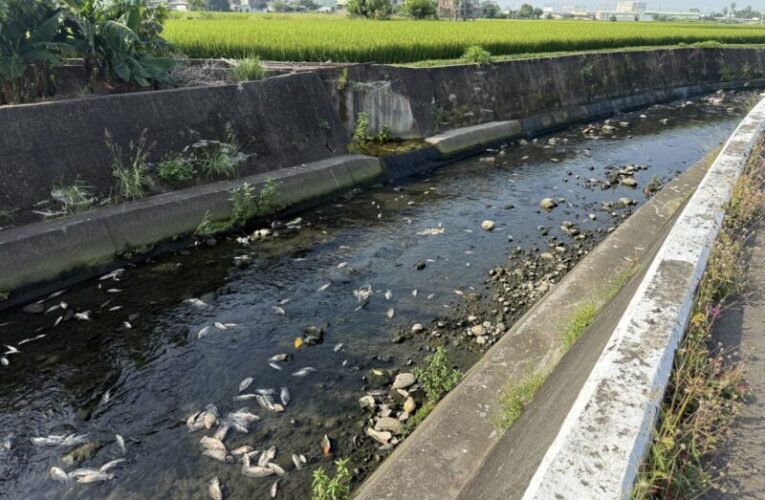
[188,0,207,10]
[532,7,542,17]
[609,13,616,21]
[207,0,230,10]
[481,1,500,18]
[348,0,392,18]
[517,3,533,17]
[251,0,268,9]
[298,0,319,9]
[403,0,437,19]
[271,0,293,10]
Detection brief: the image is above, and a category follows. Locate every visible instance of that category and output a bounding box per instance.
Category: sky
[501,0,751,12]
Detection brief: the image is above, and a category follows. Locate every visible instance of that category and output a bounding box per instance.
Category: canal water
[0,91,757,499]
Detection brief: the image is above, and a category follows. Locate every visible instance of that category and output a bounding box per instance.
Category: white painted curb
[522,98,765,500]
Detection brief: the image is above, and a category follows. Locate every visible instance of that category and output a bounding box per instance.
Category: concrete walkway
[710,217,765,498]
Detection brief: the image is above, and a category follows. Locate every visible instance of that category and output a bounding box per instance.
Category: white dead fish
[337,262,348,269]
[2,434,12,450]
[280,387,290,407]
[255,388,276,395]
[232,445,254,456]
[187,405,218,432]
[100,269,125,281]
[317,283,331,292]
[291,367,316,377]
[74,311,91,321]
[184,298,209,308]
[0,357,8,367]
[270,479,279,498]
[106,289,121,294]
[49,466,70,483]
[279,298,291,305]
[214,322,228,331]
[3,345,19,355]
[412,289,418,297]
[99,459,126,473]
[209,477,223,500]
[353,285,373,303]
[31,433,89,447]
[258,446,276,467]
[54,316,63,327]
[200,436,227,451]
[242,464,275,478]
[269,463,286,476]
[214,424,230,442]
[108,306,123,312]
[203,449,232,463]
[197,326,211,339]
[268,353,288,362]
[115,434,126,454]
[121,321,132,330]
[291,453,303,470]
[384,290,393,300]
[234,394,258,401]
[386,308,395,319]
[17,334,45,345]
[416,227,445,236]
[268,362,283,371]
[239,377,254,392]
[101,390,111,405]
[272,306,286,315]
[333,343,343,352]
[47,289,67,299]
[70,468,114,483]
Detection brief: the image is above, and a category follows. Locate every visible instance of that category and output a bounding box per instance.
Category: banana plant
[0,0,69,104]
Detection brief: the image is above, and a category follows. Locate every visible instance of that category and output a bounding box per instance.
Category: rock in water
[393,372,416,390]
[375,417,403,435]
[480,220,495,231]
[404,397,417,414]
[540,198,558,210]
[366,427,392,445]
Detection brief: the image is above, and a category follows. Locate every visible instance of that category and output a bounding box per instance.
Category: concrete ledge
[352,136,718,499]
[426,121,522,156]
[0,155,383,295]
[522,98,765,499]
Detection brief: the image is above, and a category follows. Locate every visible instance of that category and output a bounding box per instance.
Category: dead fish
[31,433,89,447]
[49,466,70,483]
[258,446,276,467]
[242,464,275,478]
[280,387,290,407]
[99,269,124,281]
[268,353,288,362]
[187,405,218,432]
[234,394,258,401]
[270,479,279,498]
[48,289,67,299]
[17,334,45,345]
[353,285,373,303]
[214,322,228,331]
[74,311,91,321]
[0,357,8,366]
[197,326,211,339]
[279,298,291,305]
[121,321,132,330]
[45,304,61,314]
[232,445,254,456]
[268,362,283,371]
[291,453,303,470]
[337,262,348,269]
[384,290,393,300]
[69,468,114,483]
[239,377,254,392]
[200,436,226,451]
[184,298,209,308]
[270,463,286,477]
[115,434,126,454]
[292,367,316,377]
[54,316,63,327]
[108,306,123,312]
[101,390,111,405]
[317,283,331,293]
[3,345,19,355]
[3,434,13,450]
[255,388,276,395]
[106,289,121,294]
[214,424,230,442]
[386,308,395,319]
[209,477,223,500]
[99,459,126,473]
[272,306,286,315]
[333,343,343,352]
[412,289,418,297]
[203,449,232,463]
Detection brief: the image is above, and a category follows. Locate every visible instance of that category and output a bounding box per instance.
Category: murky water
[0,92,757,499]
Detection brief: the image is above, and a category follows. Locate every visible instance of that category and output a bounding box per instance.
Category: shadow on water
[0,91,758,499]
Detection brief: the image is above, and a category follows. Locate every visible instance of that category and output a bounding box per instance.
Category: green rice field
[164,13,765,64]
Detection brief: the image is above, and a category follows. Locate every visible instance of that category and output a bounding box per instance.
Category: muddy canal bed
[0,91,757,499]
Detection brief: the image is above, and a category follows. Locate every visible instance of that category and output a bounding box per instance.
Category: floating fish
[184,298,209,308]
[270,479,279,498]
[239,377,254,392]
[3,345,18,355]
[255,388,276,395]
[317,283,331,292]
[270,463,286,476]
[108,306,123,312]
[337,262,348,269]
[258,446,276,467]
[99,269,124,281]
[412,289,418,297]
[353,285,373,303]
[333,343,343,352]
[0,357,8,366]
[279,298,291,305]
[69,468,114,484]
[242,464,274,478]
[200,436,226,451]
[106,289,121,294]
[268,362,283,371]
[234,394,258,402]
[75,311,91,321]
[417,228,445,236]
[386,308,395,319]
[115,434,126,454]
[31,433,89,447]
[214,322,228,331]
[48,289,67,299]
[197,326,211,339]
[291,367,316,377]
[49,466,70,483]
[384,290,393,300]
[203,449,232,463]
[54,316,63,327]
[232,445,254,456]
[291,453,304,470]
[101,390,111,405]
[321,435,332,457]
[17,334,45,345]
[214,424,230,442]
[209,477,223,500]
[99,459,126,473]
[269,353,288,362]
[280,387,290,407]
[272,306,286,315]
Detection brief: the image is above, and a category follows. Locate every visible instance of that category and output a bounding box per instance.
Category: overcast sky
[502,0,754,12]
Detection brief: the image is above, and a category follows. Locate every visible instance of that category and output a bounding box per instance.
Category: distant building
[639,10,702,21]
[149,0,189,11]
[230,0,252,11]
[615,1,646,14]
[595,10,637,20]
[437,0,481,19]
[335,0,348,10]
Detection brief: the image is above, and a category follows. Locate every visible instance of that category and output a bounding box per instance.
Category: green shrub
[157,155,196,186]
[312,458,351,500]
[461,45,493,65]
[231,55,267,81]
[106,129,151,201]
[413,346,462,403]
[347,0,392,19]
[348,112,370,154]
[402,0,437,19]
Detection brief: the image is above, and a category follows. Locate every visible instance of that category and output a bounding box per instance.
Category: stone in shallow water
[393,372,416,390]
[375,417,403,435]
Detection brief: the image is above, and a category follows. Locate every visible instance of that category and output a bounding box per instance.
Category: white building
[615,1,646,14]
[149,0,189,11]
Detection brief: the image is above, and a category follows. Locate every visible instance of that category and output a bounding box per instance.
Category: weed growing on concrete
[201,144,244,179]
[461,45,493,65]
[495,368,550,432]
[231,55,266,82]
[106,130,151,201]
[312,458,351,500]
[0,291,9,301]
[348,112,370,154]
[52,180,95,215]
[194,211,232,236]
[561,301,597,349]
[157,155,196,186]
[633,143,764,499]
[336,67,349,92]
[414,346,463,403]
[403,400,435,434]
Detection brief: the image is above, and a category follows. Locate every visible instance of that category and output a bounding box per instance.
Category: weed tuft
[107,129,152,201]
[348,112,370,154]
[461,45,493,65]
[231,55,267,82]
[414,346,462,403]
[52,179,95,215]
[312,458,351,500]
[495,369,549,432]
[157,155,196,186]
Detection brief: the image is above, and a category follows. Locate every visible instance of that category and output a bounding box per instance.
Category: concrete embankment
[3,48,765,299]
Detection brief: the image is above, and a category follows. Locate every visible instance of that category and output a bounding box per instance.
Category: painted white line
[522,98,765,500]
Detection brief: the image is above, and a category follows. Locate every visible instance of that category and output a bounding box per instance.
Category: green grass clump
[495,369,549,432]
[414,346,462,402]
[561,301,597,348]
[312,458,351,500]
[52,179,95,214]
[157,155,196,186]
[462,45,493,64]
[231,55,267,82]
[106,130,151,201]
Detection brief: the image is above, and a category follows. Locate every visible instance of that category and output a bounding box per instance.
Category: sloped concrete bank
[3,47,765,217]
[520,100,765,500]
[352,147,719,499]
